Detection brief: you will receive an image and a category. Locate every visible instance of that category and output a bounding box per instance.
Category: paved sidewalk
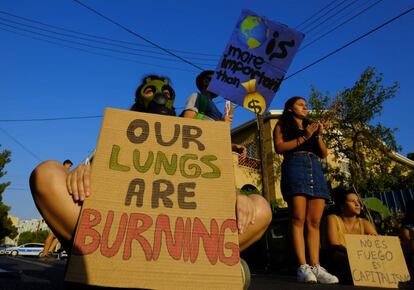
[1,256,412,290]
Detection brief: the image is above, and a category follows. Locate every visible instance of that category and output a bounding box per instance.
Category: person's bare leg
[306,198,325,266]
[39,231,54,257]
[49,236,59,253]
[289,195,307,265]
[30,160,81,244]
[239,194,272,251]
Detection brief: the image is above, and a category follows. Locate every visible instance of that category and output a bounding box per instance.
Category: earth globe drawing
[238,15,269,49]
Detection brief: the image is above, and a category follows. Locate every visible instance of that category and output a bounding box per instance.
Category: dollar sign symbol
[248,99,262,114]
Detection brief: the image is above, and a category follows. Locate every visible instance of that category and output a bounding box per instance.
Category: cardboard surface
[65,108,242,289]
[208,9,304,114]
[345,234,411,288]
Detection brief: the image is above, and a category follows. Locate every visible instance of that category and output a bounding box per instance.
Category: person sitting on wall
[182,70,248,159]
[321,187,378,284]
[182,70,271,251]
[29,75,176,253]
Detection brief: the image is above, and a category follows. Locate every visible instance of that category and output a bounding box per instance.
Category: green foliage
[239,188,260,196]
[381,210,405,236]
[308,67,412,194]
[270,197,286,211]
[17,230,49,245]
[0,145,17,240]
[272,153,283,182]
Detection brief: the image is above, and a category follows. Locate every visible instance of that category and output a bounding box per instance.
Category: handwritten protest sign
[345,234,411,288]
[65,108,242,289]
[208,9,305,114]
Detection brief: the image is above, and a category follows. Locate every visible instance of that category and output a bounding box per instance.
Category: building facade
[231,110,414,206]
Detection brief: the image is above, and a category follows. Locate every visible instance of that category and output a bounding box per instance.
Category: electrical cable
[7,187,28,191]
[302,0,360,34]
[300,0,385,51]
[296,0,342,29]
[72,0,204,71]
[0,15,218,62]
[1,6,412,122]
[0,115,103,122]
[0,27,201,72]
[285,6,414,80]
[0,20,216,66]
[0,10,220,58]
[299,0,350,31]
[0,127,42,161]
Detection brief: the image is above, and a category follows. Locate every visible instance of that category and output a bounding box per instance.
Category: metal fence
[369,188,414,212]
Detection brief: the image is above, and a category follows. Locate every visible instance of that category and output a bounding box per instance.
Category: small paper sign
[208,9,305,114]
[345,234,411,288]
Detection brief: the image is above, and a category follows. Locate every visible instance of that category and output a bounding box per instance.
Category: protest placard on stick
[208,9,305,114]
[65,108,242,289]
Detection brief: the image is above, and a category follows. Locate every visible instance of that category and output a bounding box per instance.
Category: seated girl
[322,187,377,284]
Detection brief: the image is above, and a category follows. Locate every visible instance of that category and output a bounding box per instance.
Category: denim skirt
[281,151,330,200]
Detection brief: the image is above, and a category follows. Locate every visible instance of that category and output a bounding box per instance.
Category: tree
[308,67,412,194]
[407,152,414,161]
[0,145,18,241]
[17,230,49,245]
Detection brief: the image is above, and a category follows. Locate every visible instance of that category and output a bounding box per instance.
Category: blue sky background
[1,0,413,220]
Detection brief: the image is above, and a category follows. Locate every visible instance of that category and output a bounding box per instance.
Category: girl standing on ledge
[273,96,338,284]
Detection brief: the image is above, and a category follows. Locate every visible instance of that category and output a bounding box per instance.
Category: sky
[1,0,413,220]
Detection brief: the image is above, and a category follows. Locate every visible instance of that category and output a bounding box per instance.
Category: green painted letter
[109,145,130,172]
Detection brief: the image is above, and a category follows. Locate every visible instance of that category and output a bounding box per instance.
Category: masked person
[30,75,176,252]
[131,75,176,116]
[30,74,260,288]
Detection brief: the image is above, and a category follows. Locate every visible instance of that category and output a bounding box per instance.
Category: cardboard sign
[345,234,411,288]
[65,108,242,289]
[208,9,305,114]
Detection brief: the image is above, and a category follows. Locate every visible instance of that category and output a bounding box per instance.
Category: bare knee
[249,194,272,228]
[291,212,306,228]
[306,217,321,230]
[30,160,78,243]
[239,195,272,250]
[30,160,65,199]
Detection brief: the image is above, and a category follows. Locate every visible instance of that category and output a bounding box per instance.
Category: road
[0,255,65,289]
[0,255,412,290]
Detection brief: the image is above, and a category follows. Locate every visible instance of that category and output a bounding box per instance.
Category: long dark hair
[279,96,310,140]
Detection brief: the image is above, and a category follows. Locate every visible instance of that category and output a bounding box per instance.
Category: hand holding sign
[224,100,237,123]
[66,163,91,202]
[236,194,256,234]
[224,100,237,117]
